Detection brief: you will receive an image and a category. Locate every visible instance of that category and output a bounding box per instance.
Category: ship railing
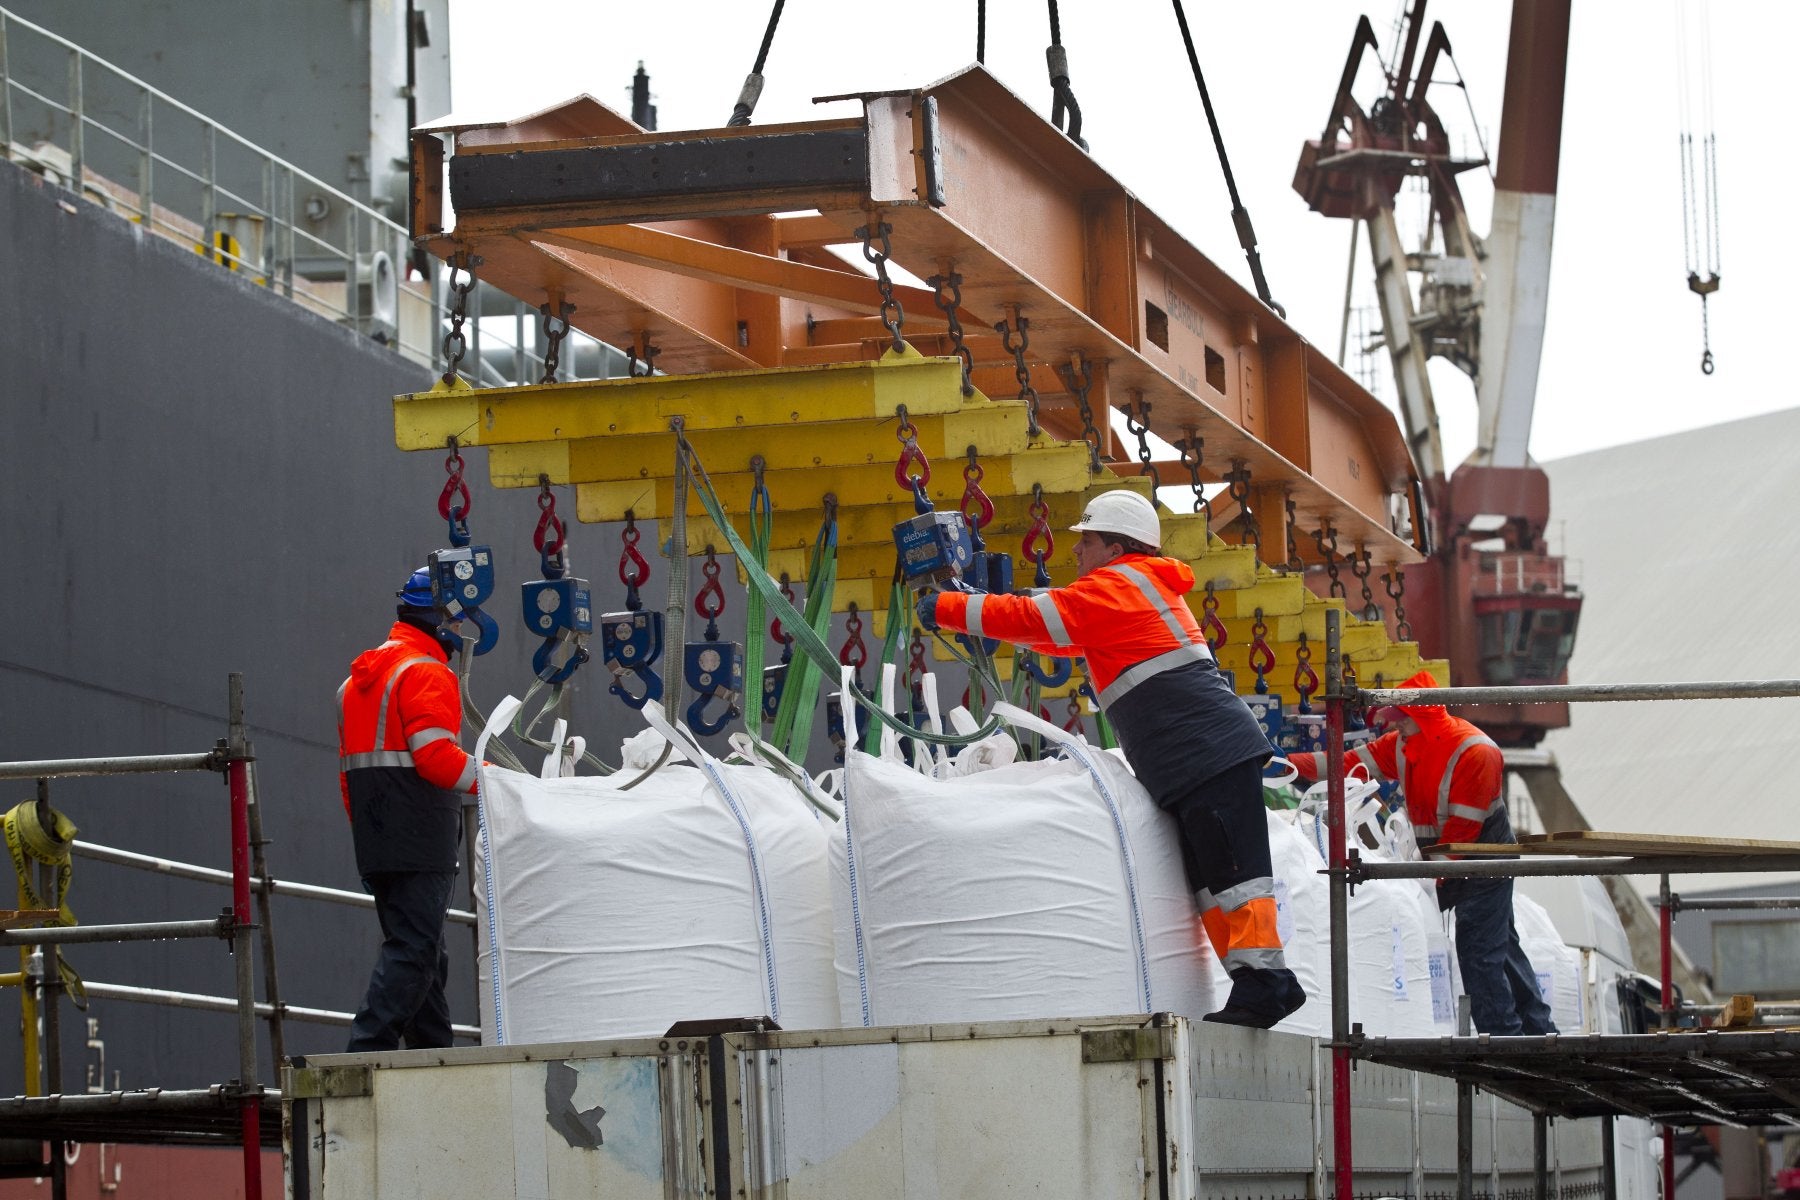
[0,5,616,384]
[1317,617,1800,1200]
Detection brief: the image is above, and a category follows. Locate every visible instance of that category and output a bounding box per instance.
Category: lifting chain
[1175,431,1208,524]
[905,626,929,693]
[855,221,906,355]
[770,572,798,665]
[1200,581,1227,652]
[893,404,932,512]
[440,253,477,385]
[1348,547,1379,621]
[995,310,1042,438]
[839,602,869,673]
[1022,483,1055,588]
[1293,633,1319,714]
[961,447,996,545]
[927,271,975,395]
[539,301,574,383]
[1055,354,1104,474]
[626,336,661,378]
[1223,460,1257,551]
[1248,606,1276,695]
[1124,394,1160,491]
[695,546,726,641]
[1283,497,1304,573]
[619,511,650,612]
[1312,520,1345,599]
[534,475,567,579]
[1383,567,1414,642]
[438,437,472,547]
[1064,692,1084,734]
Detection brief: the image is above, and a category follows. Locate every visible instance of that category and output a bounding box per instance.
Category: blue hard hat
[397,567,435,609]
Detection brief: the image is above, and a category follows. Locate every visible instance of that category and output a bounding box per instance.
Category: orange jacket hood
[347,621,447,694]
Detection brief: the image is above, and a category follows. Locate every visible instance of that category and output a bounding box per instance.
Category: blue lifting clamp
[523,577,592,684]
[893,510,975,588]
[1018,648,1073,689]
[601,610,663,709]
[761,662,787,724]
[825,693,870,765]
[428,545,500,656]
[683,641,744,736]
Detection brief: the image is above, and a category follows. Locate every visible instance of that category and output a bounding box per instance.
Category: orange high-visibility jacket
[1290,673,1502,846]
[337,621,476,875]
[934,554,1214,707]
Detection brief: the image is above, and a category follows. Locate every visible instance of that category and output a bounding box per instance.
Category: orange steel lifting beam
[412,68,1423,569]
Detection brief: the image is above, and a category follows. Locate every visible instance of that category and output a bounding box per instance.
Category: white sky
[447,0,1794,464]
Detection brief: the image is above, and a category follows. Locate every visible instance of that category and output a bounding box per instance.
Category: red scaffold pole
[227,675,263,1200]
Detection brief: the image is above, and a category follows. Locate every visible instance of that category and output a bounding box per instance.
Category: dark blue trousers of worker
[1442,810,1558,1037]
[348,870,455,1052]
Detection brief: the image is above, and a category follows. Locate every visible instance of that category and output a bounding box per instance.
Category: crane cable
[1676,0,1722,374]
[727,0,787,127]
[1169,0,1284,318]
[1044,0,1088,151]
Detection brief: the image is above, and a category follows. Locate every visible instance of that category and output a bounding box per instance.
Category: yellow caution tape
[4,800,87,1008]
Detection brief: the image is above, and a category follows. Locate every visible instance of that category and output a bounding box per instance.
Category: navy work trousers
[1442,810,1558,1036]
[347,870,455,1052]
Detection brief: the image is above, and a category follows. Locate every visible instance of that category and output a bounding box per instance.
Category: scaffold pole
[226,674,263,1200]
[1324,608,1352,1200]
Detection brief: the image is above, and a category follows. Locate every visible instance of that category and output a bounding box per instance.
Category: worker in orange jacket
[1289,671,1556,1035]
[337,568,479,1052]
[918,490,1304,1028]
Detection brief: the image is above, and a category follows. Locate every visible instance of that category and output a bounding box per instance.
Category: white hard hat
[1069,490,1161,549]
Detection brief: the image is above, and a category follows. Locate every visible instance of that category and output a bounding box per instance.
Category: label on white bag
[1391,924,1408,999]
[1273,877,1294,945]
[1429,951,1454,1023]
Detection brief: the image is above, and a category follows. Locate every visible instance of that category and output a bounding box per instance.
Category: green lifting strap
[743,462,773,736]
[678,429,1005,749]
[770,508,838,761]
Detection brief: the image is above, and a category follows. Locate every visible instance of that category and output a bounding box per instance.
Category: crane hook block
[683,641,744,737]
[429,545,500,656]
[894,511,976,586]
[762,663,787,724]
[1019,647,1073,689]
[523,578,593,638]
[966,550,1014,596]
[602,609,664,709]
[825,694,870,766]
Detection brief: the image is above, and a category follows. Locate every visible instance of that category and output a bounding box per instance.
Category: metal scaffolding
[1318,608,1800,1200]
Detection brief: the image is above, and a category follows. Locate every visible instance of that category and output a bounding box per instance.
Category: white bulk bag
[475,702,838,1044]
[832,702,1214,1027]
[1513,892,1586,1032]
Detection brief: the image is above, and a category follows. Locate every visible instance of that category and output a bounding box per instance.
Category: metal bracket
[286,1065,373,1099]
[1080,1025,1174,1064]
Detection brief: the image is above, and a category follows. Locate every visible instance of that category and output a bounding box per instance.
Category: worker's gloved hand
[916,592,943,632]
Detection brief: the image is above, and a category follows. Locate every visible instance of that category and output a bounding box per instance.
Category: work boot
[1202,967,1306,1030]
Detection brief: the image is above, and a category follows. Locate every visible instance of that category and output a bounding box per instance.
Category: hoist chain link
[1348,548,1379,620]
[1175,431,1208,523]
[855,221,907,354]
[892,404,932,507]
[1312,521,1345,599]
[534,475,568,579]
[927,272,976,396]
[961,446,995,535]
[1022,483,1055,587]
[839,602,869,671]
[1054,355,1104,474]
[770,572,797,661]
[906,629,928,690]
[539,301,574,383]
[995,312,1042,438]
[1383,568,1414,642]
[1064,692,1084,734]
[1248,607,1275,695]
[619,511,650,612]
[1283,497,1305,574]
[440,254,476,385]
[1293,633,1319,712]
[438,437,472,547]
[694,546,727,641]
[1201,581,1227,652]
[1124,396,1160,492]
[1224,460,1257,551]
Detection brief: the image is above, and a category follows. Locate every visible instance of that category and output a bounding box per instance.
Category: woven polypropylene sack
[832,738,1214,1028]
[476,751,838,1044]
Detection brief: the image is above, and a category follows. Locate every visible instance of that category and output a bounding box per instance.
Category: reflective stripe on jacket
[337,621,474,875]
[936,554,1215,707]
